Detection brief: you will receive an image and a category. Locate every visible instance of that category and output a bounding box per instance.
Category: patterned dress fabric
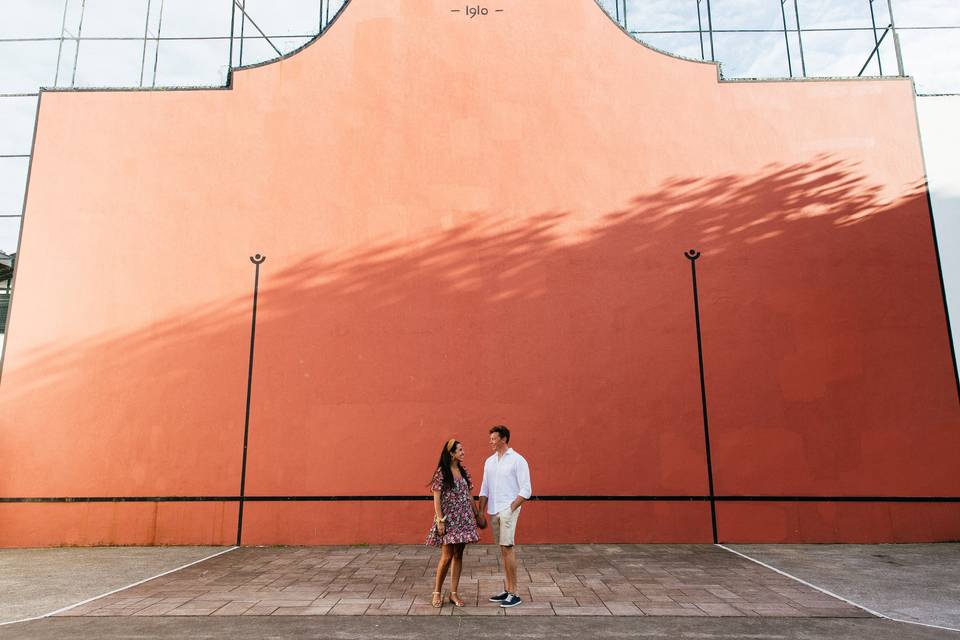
[425,467,480,546]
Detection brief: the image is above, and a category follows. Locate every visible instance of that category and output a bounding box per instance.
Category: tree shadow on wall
[1,155,952,499]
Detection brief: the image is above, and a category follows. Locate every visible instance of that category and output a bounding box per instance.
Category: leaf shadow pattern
[1,154,956,505]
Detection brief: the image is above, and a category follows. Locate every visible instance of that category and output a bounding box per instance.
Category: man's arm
[478,462,489,518]
[510,456,532,512]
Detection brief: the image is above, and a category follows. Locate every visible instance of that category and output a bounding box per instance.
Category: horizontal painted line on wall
[2,495,959,503]
[0,496,238,503]
[714,496,960,502]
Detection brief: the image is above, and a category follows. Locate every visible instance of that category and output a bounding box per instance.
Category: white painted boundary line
[0,546,238,627]
[716,544,960,634]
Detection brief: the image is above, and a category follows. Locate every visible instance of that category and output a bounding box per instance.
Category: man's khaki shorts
[491,506,522,547]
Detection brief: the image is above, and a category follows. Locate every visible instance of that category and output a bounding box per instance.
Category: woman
[425,438,484,608]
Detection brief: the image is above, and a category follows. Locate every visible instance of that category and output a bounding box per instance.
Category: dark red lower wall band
[2,500,957,546]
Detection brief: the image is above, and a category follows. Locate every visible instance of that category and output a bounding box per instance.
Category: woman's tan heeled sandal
[431,591,442,608]
[449,591,465,607]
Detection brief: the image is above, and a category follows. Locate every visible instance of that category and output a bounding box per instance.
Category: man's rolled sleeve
[517,457,532,500]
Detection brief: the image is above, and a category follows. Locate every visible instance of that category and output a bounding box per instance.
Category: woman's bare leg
[449,543,466,605]
[433,544,453,605]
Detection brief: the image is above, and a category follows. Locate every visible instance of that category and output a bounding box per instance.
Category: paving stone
[407,604,447,616]
[530,595,579,606]
[528,586,563,598]
[364,606,413,616]
[640,606,708,616]
[553,606,613,616]
[130,598,193,616]
[211,602,257,616]
[695,603,744,616]
[603,602,645,615]
[328,603,370,615]
[56,544,869,619]
[165,603,228,616]
[366,599,414,615]
[735,604,806,616]
[271,606,333,615]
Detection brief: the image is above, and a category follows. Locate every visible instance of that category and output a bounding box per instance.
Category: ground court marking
[717,544,960,634]
[3,544,957,629]
[0,546,238,628]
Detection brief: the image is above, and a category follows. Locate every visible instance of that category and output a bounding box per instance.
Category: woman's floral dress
[425,466,480,546]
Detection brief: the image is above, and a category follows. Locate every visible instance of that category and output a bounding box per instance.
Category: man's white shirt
[479,448,532,515]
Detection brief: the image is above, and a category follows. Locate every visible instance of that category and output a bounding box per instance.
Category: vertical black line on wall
[237,253,265,546]
[685,249,718,543]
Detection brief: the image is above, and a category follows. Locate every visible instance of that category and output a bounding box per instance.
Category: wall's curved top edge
[586,0,720,72]
[29,0,919,98]
[230,0,353,76]
[230,0,721,80]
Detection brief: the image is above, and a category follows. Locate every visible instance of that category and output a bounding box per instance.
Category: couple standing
[425,425,532,609]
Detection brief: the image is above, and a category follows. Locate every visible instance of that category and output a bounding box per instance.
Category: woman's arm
[474,496,487,528]
[433,490,445,535]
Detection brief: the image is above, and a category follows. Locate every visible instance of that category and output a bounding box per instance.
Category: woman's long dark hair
[432,439,470,491]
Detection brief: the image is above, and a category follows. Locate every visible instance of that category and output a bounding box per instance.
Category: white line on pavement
[717,543,960,634]
[0,546,239,627]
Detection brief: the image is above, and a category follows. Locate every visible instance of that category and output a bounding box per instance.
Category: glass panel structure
[0,96,38,155]
[0,217,20,250]
[0,158,29,214]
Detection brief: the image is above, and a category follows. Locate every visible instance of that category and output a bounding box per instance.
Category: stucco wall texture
[0,0,957,546]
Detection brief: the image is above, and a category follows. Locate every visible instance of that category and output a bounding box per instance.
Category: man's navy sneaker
[500,593,522,608]
[488,591,510,602]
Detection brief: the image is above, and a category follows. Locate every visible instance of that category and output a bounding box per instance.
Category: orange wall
[0,0,957,546]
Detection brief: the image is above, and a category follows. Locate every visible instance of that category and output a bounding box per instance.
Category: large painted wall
[1,0,957,546]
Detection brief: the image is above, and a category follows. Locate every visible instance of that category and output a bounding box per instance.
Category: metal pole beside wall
[868,0,884,75]
[696,0,706,60]
[780,0,794,77]
[793,0,807,77]
[70,0,87,87]
[228,0,236,72]
[237,253,266,546]
[685,249,718,544]
[885,0,906,76]
[705,0,715,61]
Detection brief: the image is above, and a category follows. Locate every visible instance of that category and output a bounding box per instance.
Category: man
[478,424,532,608]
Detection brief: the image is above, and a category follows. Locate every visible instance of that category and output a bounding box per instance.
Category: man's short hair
[489,424,510,443]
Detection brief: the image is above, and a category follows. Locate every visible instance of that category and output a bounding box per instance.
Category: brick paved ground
[54,545,872,618]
